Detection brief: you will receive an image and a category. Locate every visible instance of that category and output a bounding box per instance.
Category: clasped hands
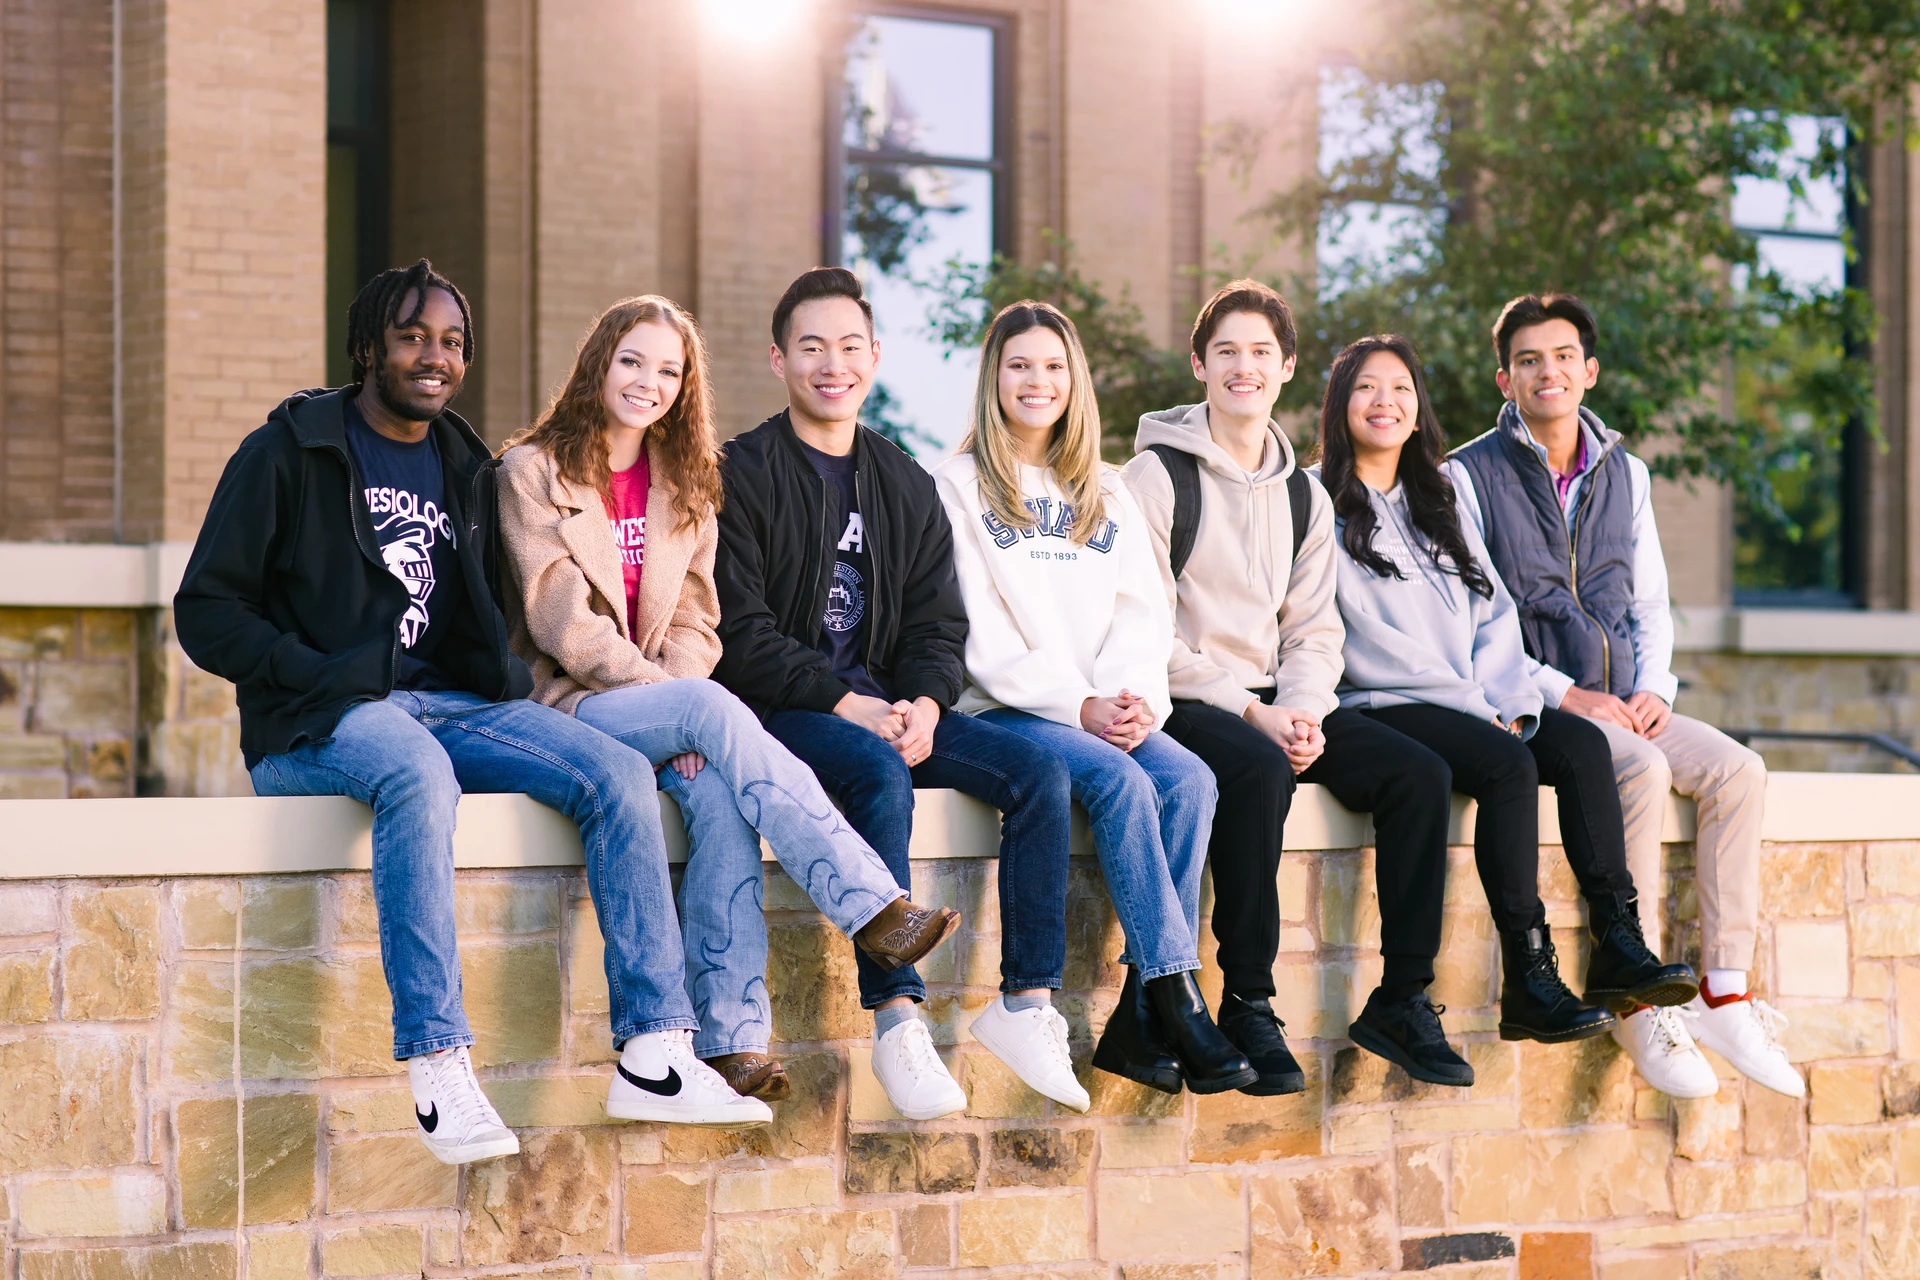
[1560,685,1671,738]
[835,692,941,765]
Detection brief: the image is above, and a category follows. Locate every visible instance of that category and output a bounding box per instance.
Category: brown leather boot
[708,1052,791,1102]
[853,898,960,972]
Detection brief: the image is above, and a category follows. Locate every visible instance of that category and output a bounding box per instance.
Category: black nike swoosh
[416,1103,439,1133]
[618,1061,682,1097]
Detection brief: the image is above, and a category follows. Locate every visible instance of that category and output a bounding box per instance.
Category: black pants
[1164,701,1451,1001]
[1360,703,1633,935]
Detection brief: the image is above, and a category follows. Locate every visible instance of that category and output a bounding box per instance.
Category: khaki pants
[1590,713,1765,970]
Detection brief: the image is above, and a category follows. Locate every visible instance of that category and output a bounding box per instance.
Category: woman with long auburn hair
[1310,333,1694,1048]
[932,300,1256,1102]
[495,296,959,1125]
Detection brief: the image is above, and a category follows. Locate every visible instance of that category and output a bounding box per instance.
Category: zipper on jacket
[321,437,404,690]
[1517,436,1611,695]
[855,467,880,675]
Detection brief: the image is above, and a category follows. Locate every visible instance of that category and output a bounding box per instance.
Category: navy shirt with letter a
[344,397,465,688]
[799,439,888,699]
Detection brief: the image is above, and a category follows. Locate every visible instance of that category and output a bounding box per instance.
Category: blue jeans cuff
[1137,960,1203,982]
[391,1031,475,1061]
[613,1015,702,1048]
[695,1037,773,1059]
[859,981,927,1011]
[999,977,1064,993]
[843,888,906,939]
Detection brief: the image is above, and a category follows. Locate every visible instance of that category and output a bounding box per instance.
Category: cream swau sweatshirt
[933,452,1175,729]
[1122,403,1345,718]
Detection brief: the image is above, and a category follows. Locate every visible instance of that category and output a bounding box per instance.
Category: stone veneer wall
[0,836,1916,1279]
[1674,652,1920,774]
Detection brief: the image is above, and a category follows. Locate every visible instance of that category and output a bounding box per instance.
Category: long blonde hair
[959,301,1106,545]
[504,296,721,530]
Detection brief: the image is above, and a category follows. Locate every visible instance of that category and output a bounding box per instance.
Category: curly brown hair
[505,296,721,530]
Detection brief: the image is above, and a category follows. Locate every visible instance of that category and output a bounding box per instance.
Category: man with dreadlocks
[175,261,770,1168]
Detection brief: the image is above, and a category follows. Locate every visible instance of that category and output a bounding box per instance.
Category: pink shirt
[604,454,648,637]
[1551,431,1589,508]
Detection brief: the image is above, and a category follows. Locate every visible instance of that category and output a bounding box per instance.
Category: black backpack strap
[1286,467,1312,569]
[1148,444,1202,580]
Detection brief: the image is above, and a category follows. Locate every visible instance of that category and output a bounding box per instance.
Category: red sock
[1699,974,1750,1008]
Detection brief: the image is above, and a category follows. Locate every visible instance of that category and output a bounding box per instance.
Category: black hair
[1492,293,1596,371]
[1190,278,1298,363]
[771,266,874,350]
[1312,334,1495,599]
[345,258,475,384]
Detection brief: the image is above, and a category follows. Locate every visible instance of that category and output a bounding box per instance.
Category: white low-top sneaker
[1689,991,1805,1098]
[1612,1005,1719,1099]
[872,1017,968,1121]
[608,1029,774,1128]
[970,997,1090,1113]
[408,1045,521,1165]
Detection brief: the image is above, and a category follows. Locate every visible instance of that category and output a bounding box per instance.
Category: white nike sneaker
[1611,1005,1718,1099]
[970,996,1090,1113]
[608,1029,773,1127]
[1689,992,1805,1098]
[408,1045,521,1165]
[872,1017,968,1121]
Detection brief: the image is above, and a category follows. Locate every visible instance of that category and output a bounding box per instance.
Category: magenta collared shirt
[1551,431,1589,507]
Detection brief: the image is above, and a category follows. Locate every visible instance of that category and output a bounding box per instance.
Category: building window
[1315,64,1442,294]
[326,0,390,389]
[831,9,1009,455]
[1731,114,1858,607]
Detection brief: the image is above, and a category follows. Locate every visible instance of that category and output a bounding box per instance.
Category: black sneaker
[1217,992,1307,1096]
[1348,987,1474,1087]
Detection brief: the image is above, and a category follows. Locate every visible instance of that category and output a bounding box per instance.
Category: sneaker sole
[1090,1041,1183,1095]
[970,1016,1091,1113]
[1347,1019,1474,1088]
[421,1132,521,1165]
[1499,1015,1616,1044]
[886,1093,970,1122]
[606,1098,771,1127]
[1183,1065,1262,1095]
[861,910,962,973]
[1238,1071,1309,1096]
[1586,975,1699,1013]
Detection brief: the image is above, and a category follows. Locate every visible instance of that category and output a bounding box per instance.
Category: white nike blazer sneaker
[408,1045,521,1165]
[1688,990,1805,1098]
[608,1029,773,1127]
[970,996,1090,1113]
[872,1017,968,1120]
[1611,1005,1718,1099]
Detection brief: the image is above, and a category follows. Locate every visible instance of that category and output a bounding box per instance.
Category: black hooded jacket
[173,388,532,765]
[712,411,968,715]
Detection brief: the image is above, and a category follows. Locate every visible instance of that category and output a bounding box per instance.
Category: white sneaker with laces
[970,997,1090,1113]
[872,1017,968,1120]
[408,1045,521,1165]
[1689,993,1805,1097]
[1611,1005,1718,1098]
[608,1029,774,1127]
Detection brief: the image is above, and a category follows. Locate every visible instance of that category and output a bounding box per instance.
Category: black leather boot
[1092,967,1183,1094]
[1498,924,1616,1043]
[1348,987,1475,1087]
[1145,972,1258,1094]
[1582,889,1698,1013]
[1217,992,1307,1096]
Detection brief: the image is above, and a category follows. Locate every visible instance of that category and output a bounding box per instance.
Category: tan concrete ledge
[0,772,1892,880]
[1673,604,1920,655]
[0,540,193,607]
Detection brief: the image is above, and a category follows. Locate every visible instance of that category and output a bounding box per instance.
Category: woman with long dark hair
[1311,334,1694,1045]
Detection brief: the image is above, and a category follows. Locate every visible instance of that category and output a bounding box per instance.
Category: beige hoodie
[1122,402,1344,717]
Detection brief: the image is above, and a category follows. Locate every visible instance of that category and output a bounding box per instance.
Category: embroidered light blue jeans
[576,679,903,1057]
[248,690,696,1059]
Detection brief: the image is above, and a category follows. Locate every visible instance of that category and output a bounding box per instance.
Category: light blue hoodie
[1308,466,1543,736]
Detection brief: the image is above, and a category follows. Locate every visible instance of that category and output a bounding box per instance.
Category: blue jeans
[976,710,1214,981]
[764,708,1073,1005]
[575,679,904,1057]
[248,691,695,1058]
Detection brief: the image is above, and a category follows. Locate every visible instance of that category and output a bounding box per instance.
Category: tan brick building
[3,0,1920,798]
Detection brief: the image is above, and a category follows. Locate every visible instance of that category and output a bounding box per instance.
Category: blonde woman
[933,300,1254,1097]
[495,296,958,1123]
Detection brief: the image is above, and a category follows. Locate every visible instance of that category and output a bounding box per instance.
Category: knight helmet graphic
[381,525,437,647]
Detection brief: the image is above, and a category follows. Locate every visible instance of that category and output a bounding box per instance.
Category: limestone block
[0,884,58,934]
[1811,1062,1882,1124]
[1868,1192,1920,1280]
[246,1229,312,1280]
[463,941,563,1067]
[1810,1128,1893,1190]
[1856,901,1920,958]
[456,877,562,934]
[1867,842,1920,896]
[1745,1081,1807,1158]
[570,1015,620,1066]
[1278,858,1310,921]
[1888,1062,1920,1116]
[659,1053,839,1162]
[1901,964,1920,1059]
[1394,1100,1521,1134]
[19,1242,237,1280]
[1669,1157,1806,1216]
[0,951,54,1023]
[1773,920,1850,997]
[319,956,401,1078]
[1431,909,1497,1010]
[238,959,326,1078]
[1674,1091,1743,1161]
[34,664,133,735]
[1249,1161,1395,1277]
[176,1092,319,1227]
[1084,1062,1184,1119]
[766,920,864,1042]
[1857,961,1892,999]
[462,1130,615,1264]
[623,1171,707,1255]
[844,1132,979,1194]
[986,1128,1093,1188]
[62,885,160,1020]
[958,1194,1088,1268]
[1330,1111,1390,1154]
[961,1047,1047,1119]
[1778,999,1891,1062]
[178,880,320,951]
[0,773,66,799]
[1330,1040,1513,1107]
[899,1202,951,1267]
[1693,1243,1827,1280]
[1760,846,1846,916]
[0,609,75,659]
[0,1035,140,1173]
[1191,1055,1321,1161]
[1594,1253,1689,1280]
[1451,1130,1673,1222]
[331,877,381,945]
[16,1173,166,1238]
[712,1165,836,1213]
[1396,1142,1445,1228]
[1101,1123,1185,1169]
[1319,852,1380,948]
[1515,1036,1634,1127]
[563,896,610,1016]
[320,1224,422,1278]
[0,735,66,770]
[921,990,995,1046]
[712,1209,893,1279]
[489,1074,621,1128]
[325,1134,457,1211]
[326,1088,414,1134]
